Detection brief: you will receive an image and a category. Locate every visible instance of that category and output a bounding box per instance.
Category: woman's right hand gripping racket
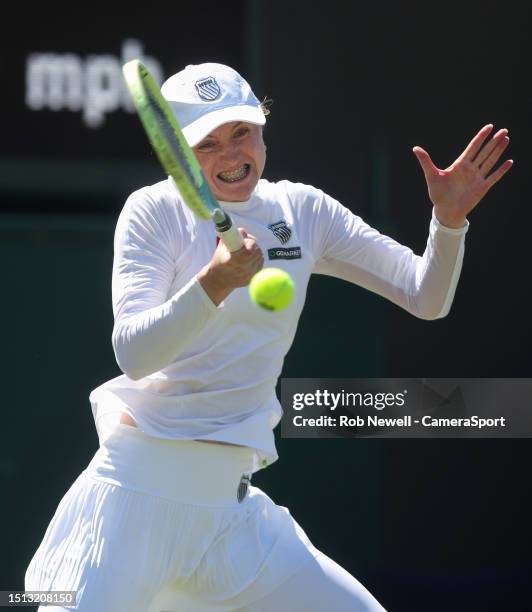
[122,59,244,252]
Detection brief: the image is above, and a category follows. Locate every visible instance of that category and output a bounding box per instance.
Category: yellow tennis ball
[249,268,295,311]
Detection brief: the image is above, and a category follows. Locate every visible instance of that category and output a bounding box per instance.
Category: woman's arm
[110,190,217,380]
[111,189,262,380]
[313,124,512,318]
[313,203,468,320]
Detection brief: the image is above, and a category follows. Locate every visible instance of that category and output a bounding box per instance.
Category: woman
[25,62,512,611]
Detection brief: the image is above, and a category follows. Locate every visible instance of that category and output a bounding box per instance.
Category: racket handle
[212,209,245,252]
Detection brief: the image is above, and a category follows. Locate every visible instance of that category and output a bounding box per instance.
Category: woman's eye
[197,142,215,152]
[234,128,249,139]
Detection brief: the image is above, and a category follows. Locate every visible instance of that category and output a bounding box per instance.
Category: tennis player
[25,63,512,611]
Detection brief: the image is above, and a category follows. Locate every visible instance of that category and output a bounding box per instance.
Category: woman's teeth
[218,164,249,182]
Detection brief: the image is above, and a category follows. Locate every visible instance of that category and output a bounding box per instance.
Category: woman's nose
[220,141,240,161]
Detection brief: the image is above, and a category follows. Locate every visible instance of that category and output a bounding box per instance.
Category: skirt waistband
[84,424,255,508]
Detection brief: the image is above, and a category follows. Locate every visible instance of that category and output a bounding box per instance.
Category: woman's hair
[260,96,273,117]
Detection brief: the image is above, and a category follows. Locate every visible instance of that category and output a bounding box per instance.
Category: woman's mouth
[217,164,250,183]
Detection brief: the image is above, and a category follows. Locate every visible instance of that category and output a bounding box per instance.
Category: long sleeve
[111,188,218,380]
[311,193,469,319]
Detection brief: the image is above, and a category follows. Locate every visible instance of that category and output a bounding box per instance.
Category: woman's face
[193,121,266,202]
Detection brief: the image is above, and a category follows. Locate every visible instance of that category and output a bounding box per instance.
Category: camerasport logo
[25,39,164,128]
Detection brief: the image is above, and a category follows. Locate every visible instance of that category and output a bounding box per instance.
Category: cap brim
[180,105,266,147]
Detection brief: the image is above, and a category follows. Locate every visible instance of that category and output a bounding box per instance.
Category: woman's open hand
[413,124,513,228]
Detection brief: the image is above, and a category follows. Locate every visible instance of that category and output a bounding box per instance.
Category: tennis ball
[249,268,295,311]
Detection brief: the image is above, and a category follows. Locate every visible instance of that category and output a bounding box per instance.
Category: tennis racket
[122,59,244,252]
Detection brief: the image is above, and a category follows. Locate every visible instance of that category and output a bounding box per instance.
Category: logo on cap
[195,76,221,101]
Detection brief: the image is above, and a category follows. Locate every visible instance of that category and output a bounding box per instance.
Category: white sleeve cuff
[189,275,224,313]
[431,208,470,235]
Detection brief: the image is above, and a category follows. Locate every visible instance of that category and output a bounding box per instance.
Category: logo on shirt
[195,77,221,101]
[268,220,292,244]
[268,247,302,260]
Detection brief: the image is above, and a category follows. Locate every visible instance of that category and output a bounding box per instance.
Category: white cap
[161,63,266,147]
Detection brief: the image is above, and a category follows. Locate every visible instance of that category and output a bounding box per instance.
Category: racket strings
[144,87,211,220]
[146,88,196,186]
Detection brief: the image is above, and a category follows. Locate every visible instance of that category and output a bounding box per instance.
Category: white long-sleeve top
[90,177,468,472]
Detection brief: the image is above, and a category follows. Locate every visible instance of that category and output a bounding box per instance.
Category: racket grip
[212,209,244,252]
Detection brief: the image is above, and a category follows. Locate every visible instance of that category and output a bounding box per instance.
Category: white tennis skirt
[25,425,320,611]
